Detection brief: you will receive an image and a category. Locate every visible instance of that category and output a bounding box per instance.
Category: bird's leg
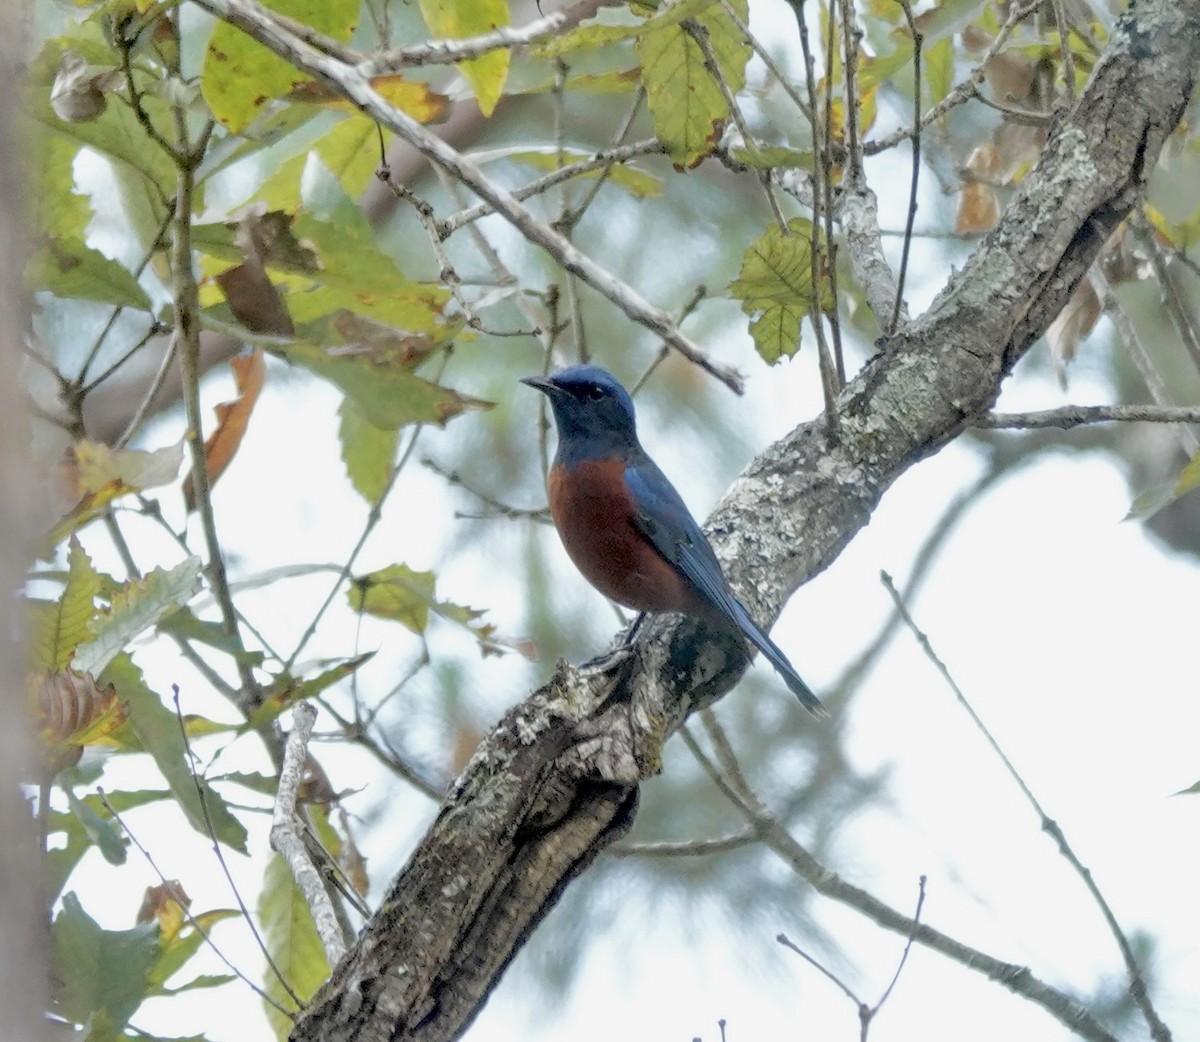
[578,612,646,676]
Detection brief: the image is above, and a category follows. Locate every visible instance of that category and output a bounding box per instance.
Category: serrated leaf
[729,217,834,363]
[52,892,158,1032]
[101,655,249,853]
[418,0,510,116]
[27,237,152,309]
[349,563,435,632]
[638,0,749,168]
[74,557,203,676]
[275,340,490,430]
[32,538,101,671]
[202,0,359,133]
[248,653,373,729]
[349,564,497,648]
[259,854,328,1038]
[339,397,398,503]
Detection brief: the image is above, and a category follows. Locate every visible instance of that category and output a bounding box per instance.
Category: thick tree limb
[178,0,1200,1038]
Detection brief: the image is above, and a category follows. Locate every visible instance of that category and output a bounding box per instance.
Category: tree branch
[232,0,1200,1037]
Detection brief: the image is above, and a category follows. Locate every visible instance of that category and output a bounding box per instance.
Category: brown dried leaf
[184,348,267,513]
[137,882,191,941]
[33,670,127,775]
[954,181,1000,234]
[289,75,450,124]
[1046,275,1101,387]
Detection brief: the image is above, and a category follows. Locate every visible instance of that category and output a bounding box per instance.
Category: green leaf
[27,237,152,310]
[1127,451,1200,521]
[349,564,496,646]
[146,909,240,995]
[31,538,101,671]
[52,892,158,1032]
[540,0,718,58]
[202,0,360,133]
[101,654,249,853]
[637,0,750,168]
[157,606,264,664]
[34,131,91,240]
[349,563,436,632]
[248,653,373,729]
[65,788,127,866]
[259,854,329,1039]
[1172,779,1200,796]
[339,397,398,503]
[74,557,203,676]
[274,340,489,430]
[924,36,955,108]
[729,217,834,363]
[417,0,510,116]
[728,145,813,171]
[258,115,387,214]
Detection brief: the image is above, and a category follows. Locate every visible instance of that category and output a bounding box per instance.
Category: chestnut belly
[548,458,705,616]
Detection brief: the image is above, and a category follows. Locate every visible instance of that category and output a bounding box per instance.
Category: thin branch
[170,688,302,1007]
[610,826,757,859]
[1133,212,1200,377]
[1049,0,1077,100]
[1091,267,1200,457]
[864,0,1043,156]
[361,8,571,75]
[680,711,1122,1042]
[891,0,922,335]
[977,404,1200,430]
[778,932,863,1006]
[271,703,349,965]
[439,139,666,236]
[718,0,811,121]
[189,0,744,392]
[880,573,1173,1042]
[96,788,297,1018]
[115,333,179,449]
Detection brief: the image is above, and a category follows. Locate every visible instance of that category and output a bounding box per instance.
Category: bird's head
[520,365,640,455]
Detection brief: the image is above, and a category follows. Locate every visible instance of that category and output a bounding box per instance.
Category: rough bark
[230,0,1200,1038]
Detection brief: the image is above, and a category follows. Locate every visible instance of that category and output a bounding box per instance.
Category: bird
[521,364,825,717]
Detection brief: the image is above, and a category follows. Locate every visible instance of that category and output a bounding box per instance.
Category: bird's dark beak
[520,374,559,396]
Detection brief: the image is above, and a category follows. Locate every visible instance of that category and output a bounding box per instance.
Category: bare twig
[170,688,302,1006]
[880,573,1173,1042]
[361,8,571,75]
[891,0,922,335]
[188,0,744,392]
[1049,0,1077,100]
[271,703,349,965]
[977,404,1200,430]
[97,788,297,1018]
[611,826,756,858]
[864,0,1042,156]
[1091,267,1200,457]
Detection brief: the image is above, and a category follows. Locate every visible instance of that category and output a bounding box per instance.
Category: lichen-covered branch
[185,0,1200,1037]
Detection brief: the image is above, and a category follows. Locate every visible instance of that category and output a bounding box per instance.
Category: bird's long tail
[729,601,827,718]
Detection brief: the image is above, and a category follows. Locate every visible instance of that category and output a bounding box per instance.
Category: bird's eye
[585,385,605,401]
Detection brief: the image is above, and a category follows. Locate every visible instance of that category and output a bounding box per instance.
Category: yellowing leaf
[339,397,398,504]
[638,0,750,168]
[418,0,511,116]
[202,0,359,133]
[729,218,834,363]
[275,339,490,430]
[30,538,100,671]
[260,854,329,1040]
[289,76,450,123]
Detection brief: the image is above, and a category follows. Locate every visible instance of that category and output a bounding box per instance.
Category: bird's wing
[624,457,826,717]
[623,457,738,619]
